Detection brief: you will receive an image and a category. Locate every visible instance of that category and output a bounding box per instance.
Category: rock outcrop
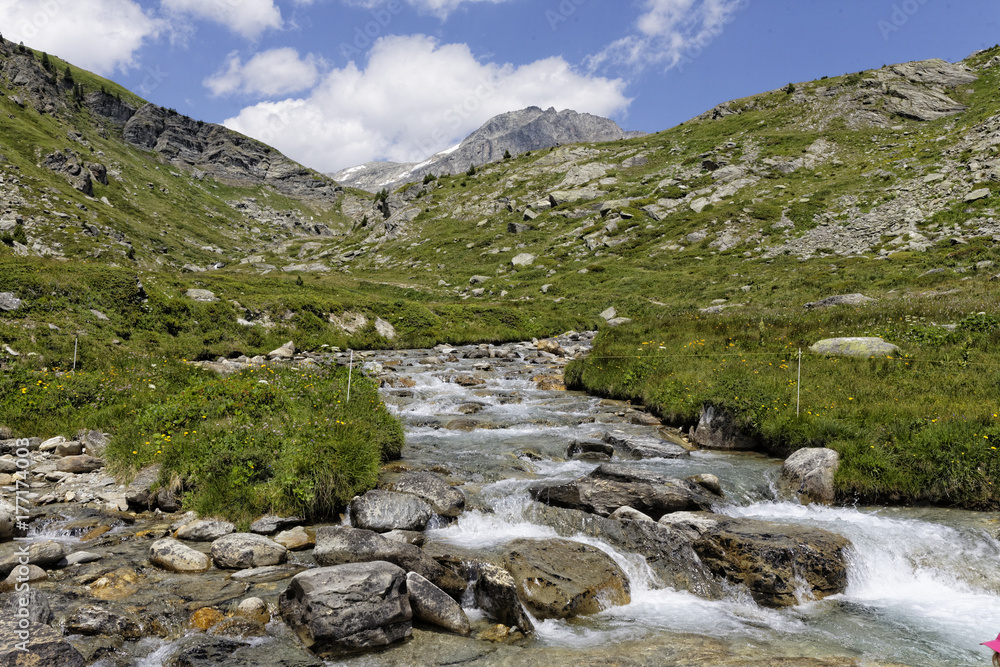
[779,448,840,504]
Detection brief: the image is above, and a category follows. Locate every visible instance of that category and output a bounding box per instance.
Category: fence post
[346,350,353,404]
[72,337,78,374]
[797,348,802,417]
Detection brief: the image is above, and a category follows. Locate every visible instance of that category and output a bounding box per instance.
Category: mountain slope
[332,106,643,192]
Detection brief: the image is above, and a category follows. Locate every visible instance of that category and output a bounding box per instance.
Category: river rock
[0,618,85,666]
[349,489,434,532]
[382,530,425,546]
[687,473,723,496]
[175,519,236,542]
[77,429,110,457]
[406,571,470,635]
[1,564,47,591]
[54,440,83,457]
[691,405,757,451]
[125,464,161,509]
[149,538,212,572]
[56,455,105,473]
[693,517,850,607]
[0,502,14,542]
[529,464,718,520]
[274,526,314,551]
[160,633,324,667]
[313,526,464,598]
[279,562,412,657]
[609,506,655,522]
[249,514,304,535]
[236,597,271,625]
[603,430,689,459]
[469,561,535,633]
[502,538,630,619]
[383,472,466,518]
[156,486,183,512]
[0,541,67,576]
[211,534,287,569]
[2,588,53,624]
[208,615,267,639]
[65,605,143,639]
[567,439,615,461]
[779,448,840,504]
[809,337,901,358]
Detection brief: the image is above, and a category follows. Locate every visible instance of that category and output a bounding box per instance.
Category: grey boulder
[779,447,840,504]
[279,562,411,657]
[383,472,466,517]
[149,538,212,572]
[809,337,901,358]
[406,571,470,635]
[349,489,434,532]
[211,533,287,569]
[175,519,236,542]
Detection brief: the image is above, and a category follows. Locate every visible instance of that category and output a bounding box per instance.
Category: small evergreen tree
[466,164,477,177]
[18,41,26,54]
[41,52,51,71]
[63,66,74,84]
[503,149,512,160]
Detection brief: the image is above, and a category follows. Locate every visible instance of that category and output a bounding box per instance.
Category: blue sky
[1,0,997,173]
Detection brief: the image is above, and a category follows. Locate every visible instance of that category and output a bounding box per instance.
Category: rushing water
[355,342,1000,667]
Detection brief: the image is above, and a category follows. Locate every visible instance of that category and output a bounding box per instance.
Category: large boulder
[529,464,718,520]
[405,572,470,635]
[691,405,757,451]
[468,562,535,633]
[211,533,287,569]
[279,562,411,657]
[175,519,236,542]
[124,464,162,510]
[349,490,434,533]
[502,538,630,619]
[0,618,85,666]
[779,448,840,505]
[693,517,850,607]
[149,538,212,573]
[809,337,901,358]
[313,526,464,598]
[383,472,466,518]
[603,430,689,459]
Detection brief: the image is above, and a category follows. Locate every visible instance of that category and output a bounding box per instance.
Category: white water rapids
[372,343,1000,667]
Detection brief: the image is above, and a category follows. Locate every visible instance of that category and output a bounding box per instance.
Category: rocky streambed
[2,332,1000,666]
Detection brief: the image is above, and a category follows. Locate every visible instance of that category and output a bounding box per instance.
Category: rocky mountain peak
[331,106,643,193]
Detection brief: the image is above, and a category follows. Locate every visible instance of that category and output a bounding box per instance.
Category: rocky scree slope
[332,106,643,193]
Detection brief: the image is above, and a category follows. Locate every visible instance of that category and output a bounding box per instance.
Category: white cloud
[205,48,322,97]
[0,0,161,74]
[160,0,282,39]
[589,0,747,72]
[342,0,516,20]
[225,34,630,173]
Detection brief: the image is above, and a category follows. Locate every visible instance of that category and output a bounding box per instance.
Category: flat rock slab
[176,519,235,542]
[279,562,412,657]
[56,455,105,473]
[809,337,901,358]
[383,472,466,518]
[693,517,850,607]
[603,430,689,459]
[530,464,718,521]
[502,538,630,619]
[350,489,434,532]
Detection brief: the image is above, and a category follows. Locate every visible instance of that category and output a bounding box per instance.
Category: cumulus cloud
[225,34,630,173]
[342,0,516,20]
[205,48,322,97]
[160,0,283,39]
[0,0,161,74]
[589,0,748,72]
